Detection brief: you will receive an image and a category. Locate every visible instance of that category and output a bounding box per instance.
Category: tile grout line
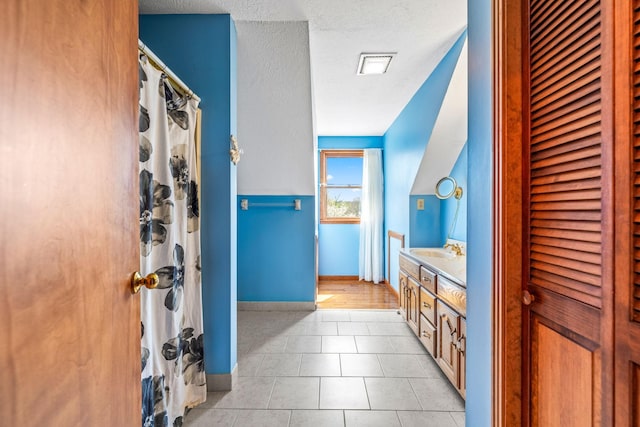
[265,376,278,411]
[406,377,425,411]
[318,374,322,410]
[362,376,372,411]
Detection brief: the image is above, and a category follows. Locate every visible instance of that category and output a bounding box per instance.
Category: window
[320,150,363,224]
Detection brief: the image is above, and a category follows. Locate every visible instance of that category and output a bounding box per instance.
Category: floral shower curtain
[138,55,206,427]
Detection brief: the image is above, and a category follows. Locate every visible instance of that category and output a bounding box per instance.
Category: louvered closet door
[614,0,640,424]
[524,0,612,425]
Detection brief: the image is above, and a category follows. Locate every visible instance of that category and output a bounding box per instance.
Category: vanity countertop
[400,247,466,286]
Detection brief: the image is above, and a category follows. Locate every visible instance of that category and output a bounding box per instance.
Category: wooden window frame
[320,149,363,224]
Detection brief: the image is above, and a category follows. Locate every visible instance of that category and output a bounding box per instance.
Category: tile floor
[185,309,465,427]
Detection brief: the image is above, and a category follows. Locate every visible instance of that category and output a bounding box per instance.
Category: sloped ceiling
[139,0,467,136]
[412,38,468,194]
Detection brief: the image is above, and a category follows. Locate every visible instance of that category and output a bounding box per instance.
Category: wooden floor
[317,279,399,309]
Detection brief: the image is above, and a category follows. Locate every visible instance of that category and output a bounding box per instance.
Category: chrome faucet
[444,242,464,256]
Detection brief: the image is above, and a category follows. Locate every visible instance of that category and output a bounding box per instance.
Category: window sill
[320,218,361,225]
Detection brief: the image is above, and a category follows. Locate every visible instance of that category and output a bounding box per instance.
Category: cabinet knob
[522,289,535,306]
[423,301,431,309]
[422,330,431,339]
[423,277,431,283]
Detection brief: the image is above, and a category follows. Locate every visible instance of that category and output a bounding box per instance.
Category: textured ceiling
[139,0,467,136]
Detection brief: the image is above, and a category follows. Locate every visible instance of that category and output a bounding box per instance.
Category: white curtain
[359,149,384,284]
[138,55,206,427]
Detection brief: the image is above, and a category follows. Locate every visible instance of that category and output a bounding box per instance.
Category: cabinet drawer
[419,314,436,357]
[419,266,437,293]
[419,287,437,325]
[399,254,420,281]
[437,276,466,317]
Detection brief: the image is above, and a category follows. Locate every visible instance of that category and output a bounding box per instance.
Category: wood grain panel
[615,2,640,422]
[419,266,437,294]
[492,0,524,422]
[437,276,467,317]
[528,0,604,308]
[418,314,437,357]
[634,363,640,425]
[437,300,460,387]
[419,287,437,325]
[531,318,594,427]
[317,279,398,310]
[399,272,408,318]
[459,317,466,399]
[0,1,140,425]
[407,278,420,335]
[399,254,421,282]
[633,0,640,324]
[530,286,601,344]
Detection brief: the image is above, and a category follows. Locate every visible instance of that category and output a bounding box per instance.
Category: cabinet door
[399,271,408,319]
[437,300,459,386]
[407,279,420,335]
[458,317,466,397]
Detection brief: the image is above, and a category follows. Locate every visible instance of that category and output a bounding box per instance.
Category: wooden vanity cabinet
[399,252,466,398]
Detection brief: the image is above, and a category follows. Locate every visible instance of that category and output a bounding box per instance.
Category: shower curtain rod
[138,40,201,103]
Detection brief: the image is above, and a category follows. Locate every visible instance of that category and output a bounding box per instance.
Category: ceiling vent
[357,53,395,75]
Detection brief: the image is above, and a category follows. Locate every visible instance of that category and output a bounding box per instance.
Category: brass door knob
[131,272,159,294]
[522,289,535,306]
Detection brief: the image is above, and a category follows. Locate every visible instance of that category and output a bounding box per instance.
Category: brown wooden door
[523,0,613,425]
[0,1,140,426]
[614,0,640,424]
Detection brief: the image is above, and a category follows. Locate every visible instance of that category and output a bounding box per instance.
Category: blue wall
[409,195,441,247]
[318,224,360,276]
[317,136,383,276]
[441,142,468,243]
[383,33,466,289]
[408,144,467,249]
[237,196,315,301]
[140,14,238,377]
[467,0,492,424]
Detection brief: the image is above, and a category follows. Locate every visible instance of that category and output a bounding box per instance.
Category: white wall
[411,39,467,195]
[236,21,316,195]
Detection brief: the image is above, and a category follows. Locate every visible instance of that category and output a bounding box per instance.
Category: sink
[409,248,457,259]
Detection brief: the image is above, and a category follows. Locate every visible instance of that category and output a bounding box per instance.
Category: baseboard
[238,301,316,311]
[319,275,359,281]
[383,280,400,301]
[206,363,238,392]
